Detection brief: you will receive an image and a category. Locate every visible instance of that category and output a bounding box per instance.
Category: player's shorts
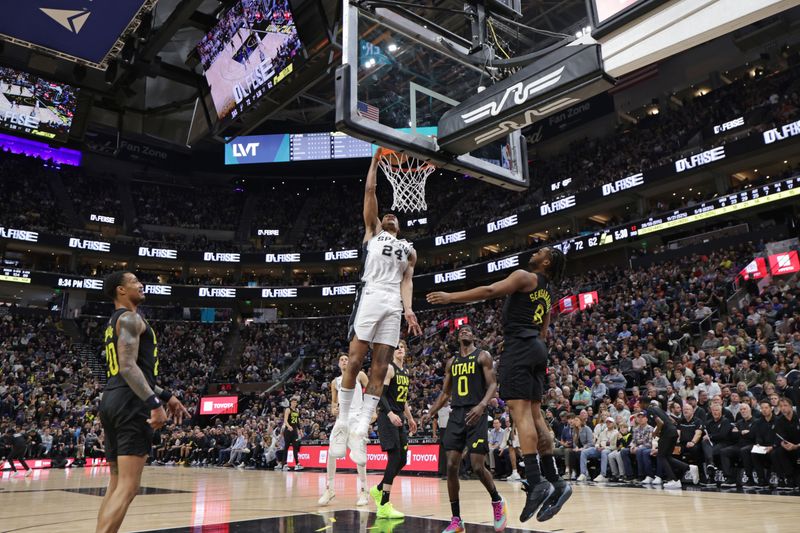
[498,334,548,402]
[377,411,408,452]
[348,284,402,347]
[442,406,489,455]
[99,387,153,461]
[285,430,299,446]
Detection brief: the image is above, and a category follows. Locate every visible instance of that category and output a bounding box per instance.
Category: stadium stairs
[48,171,82,228]
[118,179,137,232]
[264,343,320,394]
[61,318,107,383]
[213,320,244,380]
[235,195,258,241]
[285,194,321,245]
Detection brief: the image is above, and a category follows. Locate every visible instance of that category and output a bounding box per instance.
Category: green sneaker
[376,501,405,519]
[370,485,382,507]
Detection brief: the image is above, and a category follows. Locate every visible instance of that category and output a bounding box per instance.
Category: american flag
[357,101,380,121]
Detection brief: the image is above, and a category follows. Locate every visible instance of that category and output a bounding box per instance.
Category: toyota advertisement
[285,444,440,473]
[199,396,239,415]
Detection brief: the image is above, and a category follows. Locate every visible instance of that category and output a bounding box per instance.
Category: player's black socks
[451,500,460,518]
[524,454,541,485]
[540,454,559,483]
[381,490,391,505]
[488,489,501,502]
[377,482,384,491]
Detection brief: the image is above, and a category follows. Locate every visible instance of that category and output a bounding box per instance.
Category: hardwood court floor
[1,466,797,532]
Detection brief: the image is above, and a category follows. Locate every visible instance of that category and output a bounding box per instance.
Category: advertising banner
[285,444,440,472]
[199,396,239,415]
[768,250,800,276]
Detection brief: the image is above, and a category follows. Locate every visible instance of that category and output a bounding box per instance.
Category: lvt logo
[232,142,259,157]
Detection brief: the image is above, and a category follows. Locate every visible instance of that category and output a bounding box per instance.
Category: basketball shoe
[329,418,348,458]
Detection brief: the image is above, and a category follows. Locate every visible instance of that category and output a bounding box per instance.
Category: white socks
[356,394,381,432]
[326,453,336,486]
[357,463,367,491]
[338,387,354,420]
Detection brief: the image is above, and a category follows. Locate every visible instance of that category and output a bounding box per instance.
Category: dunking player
[331,148,423,466]
[369,340,417,519]
[319,354,370,506]
[96,272,189,533]
[421,325,508,533]
[282,397,303,471]
[427,247,570,523]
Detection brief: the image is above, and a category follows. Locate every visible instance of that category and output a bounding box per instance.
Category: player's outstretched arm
[363,149,382,241]
[402,248,422,336]
[427,269,536,305]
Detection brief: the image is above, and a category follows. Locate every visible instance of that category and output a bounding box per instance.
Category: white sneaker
[663,480,682,490]
[576,474,587,482]
[236,463,245,470]
[329,418,349,459]
[24,469,33,477]
[652,476,663,485]
[294,465,304,471]
[356,490,369,506]
[282,465,290,471]
[641,476,653,485]
[689,465,700,485]
[318,488,336,505]
[593,474,608,483]
[273,464,283,471]
[506,471,521,482]
[347,426,368,466]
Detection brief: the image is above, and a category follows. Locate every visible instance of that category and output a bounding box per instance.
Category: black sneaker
[519,481,554,523]
[536,479,573,522]
[720,478,737,488]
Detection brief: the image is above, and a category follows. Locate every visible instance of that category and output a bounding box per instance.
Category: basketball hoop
[378,149,436,212]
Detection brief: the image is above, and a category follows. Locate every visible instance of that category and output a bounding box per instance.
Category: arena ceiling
[0,0,589,147]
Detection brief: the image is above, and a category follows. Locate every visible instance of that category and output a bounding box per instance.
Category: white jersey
[336,375,363,414]
[361,230,413,288]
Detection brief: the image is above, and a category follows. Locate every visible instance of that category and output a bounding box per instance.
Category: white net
[378,150,436,212]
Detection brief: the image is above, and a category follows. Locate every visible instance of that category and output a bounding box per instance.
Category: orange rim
[378,149,434,172]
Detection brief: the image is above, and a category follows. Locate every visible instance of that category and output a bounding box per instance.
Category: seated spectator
[579,417,618,482]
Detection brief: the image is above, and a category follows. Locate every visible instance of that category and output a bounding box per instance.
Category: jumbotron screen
[0,66,79,142]
[197,0,302,121]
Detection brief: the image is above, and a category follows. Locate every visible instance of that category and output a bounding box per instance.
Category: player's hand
[332,406,339,417]
[404,309,422,336]
[286,425,293,432]
[686,441,695,448]
[465,404,486,427]
[166,396,190,425]
[388,412,403,427]
[148,406,168,429]
[408,417,418,435]
[420,414,431,427]
[426,292,452,305]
